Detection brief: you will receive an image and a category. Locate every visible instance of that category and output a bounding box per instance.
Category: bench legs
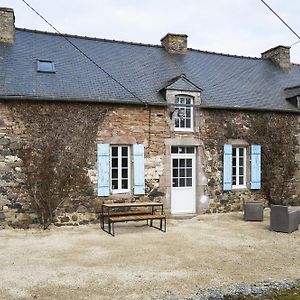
[109,218,166,236]
[147,218,166,233]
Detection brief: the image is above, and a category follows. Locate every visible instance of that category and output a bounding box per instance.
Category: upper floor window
[174,96,193,132]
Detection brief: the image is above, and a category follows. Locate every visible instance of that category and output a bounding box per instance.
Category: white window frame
[110,145,131,194]
[232,146,247,189]
[174,95,194,132]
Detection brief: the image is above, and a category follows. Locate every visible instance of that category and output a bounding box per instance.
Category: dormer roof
[163,75,203,93]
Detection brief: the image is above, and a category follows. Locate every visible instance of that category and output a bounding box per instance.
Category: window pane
[233,148,236,156]
[112,158,118,168]
[239,148,244,156]
[186,119,191,128]
[122,180,128,189]
[180,118,185,128]
[175,97,180,104]
[232,158,236,167]
[178,147,185,153]
[239,167,244,174]
[175,118,179,128]
[173,169,178,177]
[239,176,244,185]
[232,177,236,185]
[122,147,128,156]
[180,159,186,167]
[171,146,178,153]
[186,168,192,177]
[232,167,236,175]
[112,147,118,156]
[239,158,244,166]
[122,169,128,179]
[179,168,185,177]
[173,179,178,187]
[122,158,128,167]
[186,98,191,105]
[112,169,118,179]
[173,159,178,167]
[112,180,118,190]
[186,178,192,186]
[186,108,191,117]
[186,159,192,167]
[186,147,194,153]
[179,178,185,187]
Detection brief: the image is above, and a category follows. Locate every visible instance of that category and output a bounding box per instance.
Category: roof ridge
[16,27,163,49]
[187,47,261,60]
[17,27,264,61]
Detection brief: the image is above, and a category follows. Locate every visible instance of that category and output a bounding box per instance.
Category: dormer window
[37,60,56,73]
[174,95,193,131]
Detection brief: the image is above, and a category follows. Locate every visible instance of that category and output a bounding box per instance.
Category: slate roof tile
[0,28,299,113]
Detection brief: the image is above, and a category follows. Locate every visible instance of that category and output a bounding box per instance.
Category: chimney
[0,7,15,44]
[261,45,290,71]
[161,33,188,54]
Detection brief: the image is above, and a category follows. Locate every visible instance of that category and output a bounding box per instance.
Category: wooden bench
[100,202,166,236]
[109,214,166,236]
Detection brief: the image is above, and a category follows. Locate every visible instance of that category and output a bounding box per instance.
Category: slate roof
[0,28,300,113]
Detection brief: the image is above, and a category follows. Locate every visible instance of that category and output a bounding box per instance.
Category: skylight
[37,60,56,73]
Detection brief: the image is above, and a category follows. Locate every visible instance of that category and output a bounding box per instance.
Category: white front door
[171,146,196,214]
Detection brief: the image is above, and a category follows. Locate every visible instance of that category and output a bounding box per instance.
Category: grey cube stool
[270,204,299,233]
[243,201,264,221]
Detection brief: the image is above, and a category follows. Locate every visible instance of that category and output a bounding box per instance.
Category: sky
[1,0,300,63]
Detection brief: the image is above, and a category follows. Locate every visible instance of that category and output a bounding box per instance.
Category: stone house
[0,7,299,227]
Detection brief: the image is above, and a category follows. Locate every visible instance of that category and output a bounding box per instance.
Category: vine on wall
[201,110,299,206]
[11,101,107,228]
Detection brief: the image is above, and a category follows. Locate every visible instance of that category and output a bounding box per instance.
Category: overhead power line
[206,1,300,91]
[21,0,147,105]
[259,0,300,46]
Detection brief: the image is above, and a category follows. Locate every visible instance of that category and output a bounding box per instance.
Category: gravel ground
[159,279,300,299]
[0,210,299,300]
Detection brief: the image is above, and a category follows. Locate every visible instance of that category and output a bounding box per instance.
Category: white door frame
[171,151,196,214]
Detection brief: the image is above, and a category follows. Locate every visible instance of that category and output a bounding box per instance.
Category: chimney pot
[161,33,188,54]
[261,45,290,71]
[0,7,15,44]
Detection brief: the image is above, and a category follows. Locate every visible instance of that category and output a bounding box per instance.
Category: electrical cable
[206,1,300,91]
[20,0,299,111]
[21,0,147,106]
[260,0,300,42]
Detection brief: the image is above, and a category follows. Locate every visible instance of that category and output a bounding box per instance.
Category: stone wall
[199,109,300,213]
[0,101,38,228]
[0,100,299,228]
[295,116,300,198]
[0,101,173,228]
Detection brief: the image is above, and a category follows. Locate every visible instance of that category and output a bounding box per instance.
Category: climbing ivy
[201,110,299,206]
[11,101,107,228]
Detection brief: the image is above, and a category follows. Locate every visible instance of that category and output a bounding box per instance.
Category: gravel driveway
[0,210,299,299]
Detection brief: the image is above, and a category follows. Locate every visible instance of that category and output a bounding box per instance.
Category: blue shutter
[223,144,233,191]
[133,144,145,195]
[97,144,110,196]
[251,144,261,189]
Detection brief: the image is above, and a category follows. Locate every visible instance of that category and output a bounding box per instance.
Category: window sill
[173,129,194,133]
[108,193,140,200]
[232,186,248,191]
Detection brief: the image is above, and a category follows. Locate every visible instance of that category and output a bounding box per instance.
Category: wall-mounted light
[169,107,185,119]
